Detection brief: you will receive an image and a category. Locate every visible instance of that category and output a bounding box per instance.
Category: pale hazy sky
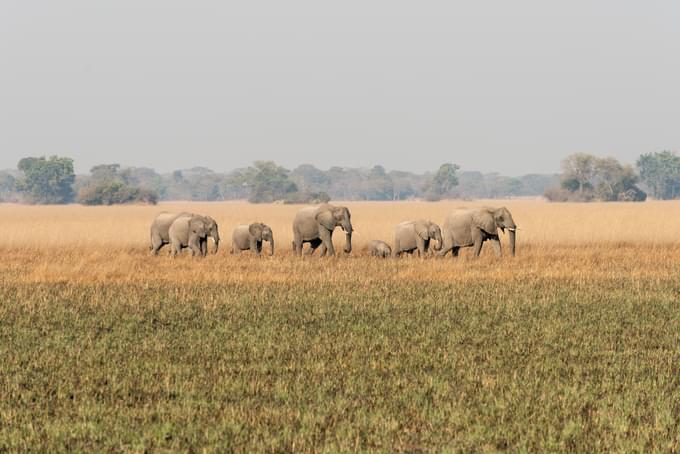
[1,1,678,175]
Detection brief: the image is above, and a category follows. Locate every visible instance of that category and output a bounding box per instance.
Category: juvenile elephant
[150,212,189,255]
[200,216,220,255]
[150,212,219,255]
[393,220,442,257]
[368,240,392,258]
[292,204,353,257]
[438,207,517,258]
[231,223,274,256]
[168,214,209,257]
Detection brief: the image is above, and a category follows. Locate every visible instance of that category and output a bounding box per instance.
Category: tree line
[544,151,680,202]
[0,151,677,205]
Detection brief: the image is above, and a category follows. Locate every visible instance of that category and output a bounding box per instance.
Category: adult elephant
[438,207,517,258]
[168,214,209,257]
[393,220,442,257]
[150,212,219,255]
[231,223,274,256]
[292,204,353,257]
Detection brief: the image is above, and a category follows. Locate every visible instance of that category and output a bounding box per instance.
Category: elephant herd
[149,204,518,259]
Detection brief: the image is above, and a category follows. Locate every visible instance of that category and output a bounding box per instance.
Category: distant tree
[77,163,158,205]
[289,164,331,193]
[0,172,17,202]
[247,161,298,203]
[547,154,645,202]
[637,151,680,199]
[561,153,597,194]
[426,163,460,199]
[16,156,75,204]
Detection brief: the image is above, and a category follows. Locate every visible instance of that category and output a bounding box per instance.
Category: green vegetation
[545,153,647,202]
[637,151,680,200]
[15,156,76,204]
[2,278,680,451]
[77,164,158,205]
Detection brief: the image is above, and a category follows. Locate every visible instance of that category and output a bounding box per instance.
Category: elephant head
[203,216,220,254]
[316,205,353,253]
[249,222,275,256]
[415,220,442,251]
[473,207,517,256]
[189,217,209,256]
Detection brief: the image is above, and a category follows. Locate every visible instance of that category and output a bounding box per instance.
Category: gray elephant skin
[231,223,274,256]
[292,203,353,256]
[368,240,392,258]
[168,214,209,257]
[393,220,442,257]
[439,207,517,257]
[150,212,219,255]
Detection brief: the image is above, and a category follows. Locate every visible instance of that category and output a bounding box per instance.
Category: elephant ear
[414,221,429,240]
[315,209,336,231]
[249,223,263,240]
[473,210,496,234]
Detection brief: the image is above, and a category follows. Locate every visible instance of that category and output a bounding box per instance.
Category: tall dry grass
[0,199,679,284]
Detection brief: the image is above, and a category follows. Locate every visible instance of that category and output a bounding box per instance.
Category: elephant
[438,207,517,258]
[199,215,220,255]
[292,203,353,257]
[393,220,442,257]
[168,214,209,257]
[231,223,274,256]
[150,212,219,255]
[368,240,392,258]
[150,212,189,255]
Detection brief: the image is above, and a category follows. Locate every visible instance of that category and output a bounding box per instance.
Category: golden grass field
[3,200,680,450]
[1,199,679,285]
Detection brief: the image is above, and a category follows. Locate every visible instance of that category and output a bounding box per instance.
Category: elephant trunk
[509,229,516,257]
[212,233,220,254]
[269,236,275,256]
[344,232,352,254]
[434,231,443,251]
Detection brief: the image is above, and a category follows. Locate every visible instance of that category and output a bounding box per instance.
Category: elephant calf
[393,220,442,257]
[231,223,274,256]
[368,240,392,258]
[168,214,209,257]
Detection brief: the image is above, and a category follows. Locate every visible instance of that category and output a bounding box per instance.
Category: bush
[544,187,594,202]
[283,191,331,205]
[78,181,158,205]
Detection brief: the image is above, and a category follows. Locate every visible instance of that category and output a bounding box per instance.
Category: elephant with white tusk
[368,240,392,258]
[231,223,274,256]
[393,220,442,258]
[438,207,517,258]
[292,203,353,257]
[168,214,210,258]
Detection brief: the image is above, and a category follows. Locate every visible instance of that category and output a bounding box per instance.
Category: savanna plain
[2,200,680,451]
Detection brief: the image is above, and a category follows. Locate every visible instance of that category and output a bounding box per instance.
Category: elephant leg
[150,234,164,255]
[319,229,335,256]
[490,237,502,257]
[293,232,303,256]
[250,238,260,256]
[201,238,208,257]
[452,247,460,258]
[416,237,426,258]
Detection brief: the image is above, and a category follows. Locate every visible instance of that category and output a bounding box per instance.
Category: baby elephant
[168,214,209,258]
[393,219,442,257]
[231,223,274,256]
[368,240,392,258]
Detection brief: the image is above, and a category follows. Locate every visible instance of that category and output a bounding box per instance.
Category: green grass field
[3,278,680,451]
